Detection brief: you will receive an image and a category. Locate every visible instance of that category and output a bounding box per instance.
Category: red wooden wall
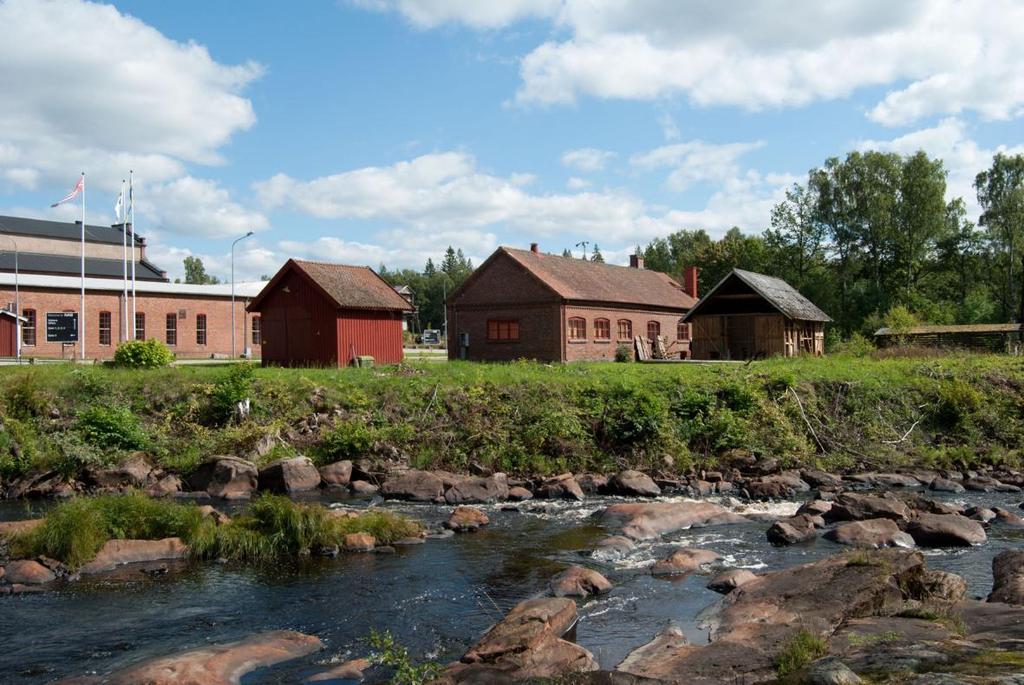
[336,309,404,365]
[257,270,339,367]
[0,316,16,357]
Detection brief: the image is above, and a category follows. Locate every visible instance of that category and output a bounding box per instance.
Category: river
[2,489,1022,684]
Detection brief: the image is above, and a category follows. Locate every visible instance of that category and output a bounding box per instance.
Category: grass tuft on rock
[775,629,828,677]
[11,493,204,568]
[188,495,421,562]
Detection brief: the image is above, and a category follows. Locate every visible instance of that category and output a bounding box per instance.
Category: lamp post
[231,231,254,358]
[0,232,19,361]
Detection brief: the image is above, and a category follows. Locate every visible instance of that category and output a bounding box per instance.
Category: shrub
[367,629,441,685]
[832,332,875,357]
[601,385,668,450]
[774,629,827,677]
[934,379,983,427]
[614,344,633,363]
[882,305,919,346]
[12,493,205,568]
[208,363,256,424]
[113,339,175,368]
[75,406,147,450]
[4,372,49,419]
[314,420,373,465]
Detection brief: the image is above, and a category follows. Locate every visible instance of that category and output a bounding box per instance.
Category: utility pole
[231,231,254,358]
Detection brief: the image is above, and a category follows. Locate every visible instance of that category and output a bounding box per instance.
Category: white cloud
[658,113,680,141]
[855,118,1024,218]
[630,139,764,191]
[145,177,269,239]
[280,228,496,271]
[561,147,615,172]
[660,170,797,234]
[566,176,590,190]
[145,239,279,283]
[354,0,1024,127]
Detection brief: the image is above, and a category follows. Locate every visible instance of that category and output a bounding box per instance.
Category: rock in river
[766,514,819,546]
[4,559,55,585]
[650,548,720,576]
[707,568,757,594]
[188,456,258,500]
[258,456,321,494]
[607,470,661,497]
[824,519,916,549]
[53,630,323,685]
[381,469,444,501]
[444,473,509,504]
[536,473,585,501]
[904,513,987,547]
[437,597,597,683]
[318,459,353,487]
[549,565,612,597]
[445,506,489,532]
[826,493,911,523]
[989,549,1024,605]
[80,538,188,574]
[591,535,635,561]
[597,502,746,541]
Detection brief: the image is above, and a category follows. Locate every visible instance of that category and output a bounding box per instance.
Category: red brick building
[447,244,698,362]
[247,259,412,367]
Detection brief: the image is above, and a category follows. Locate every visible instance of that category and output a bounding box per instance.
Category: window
[568,317,586,341]
[21,309,35,346]
[165,313,177,346]
[98,311,112,346]
[486,319,519,341]
[134,313,146,341]
[594,318,610,340]
[677,322,690,341]
[617,319,632,340]
[196,314,207,345]
[647,320,661,341]
[251,317,261,346]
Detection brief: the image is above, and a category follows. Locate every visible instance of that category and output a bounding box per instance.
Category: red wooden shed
[247,259,412,367]
[0,310,23,358]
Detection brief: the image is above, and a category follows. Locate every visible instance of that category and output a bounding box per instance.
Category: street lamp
[231,231,254,358]
[0,231,20,362]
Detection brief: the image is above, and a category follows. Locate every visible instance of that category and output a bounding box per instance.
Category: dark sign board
[46,312,79,343]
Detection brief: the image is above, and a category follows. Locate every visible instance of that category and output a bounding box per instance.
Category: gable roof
[0,252,166,281]
[248,259,413,312]
[683,268,831,322]
[0,215,142,246]
[477,247,696,310]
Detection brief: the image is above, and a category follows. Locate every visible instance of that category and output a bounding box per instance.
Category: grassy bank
[11,493,422,567]
[1,354,1023,484]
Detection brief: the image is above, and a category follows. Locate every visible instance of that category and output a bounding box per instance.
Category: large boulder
[549,565,613,597]
[4,559,55,585]
[616,626,690,679]
[904,513,987,547]
[707,569,757,594]
[536,473,585,501]
[827,493,910,523]
[445,506,489,532]
[342,533,376,552]
[188,456,258,500]
[83,453,155,490]
[847,473,920,488]
[598,502,746,541]
[607,470,661,497]
[318,460,352,487]
[445,473,509,504]
[381,469,445,501]
[650,548,720,576]
[989,549,1024,605]
[929,477,965,493]
[80,538,188,574]
[52,631,323,685]
[824,519,916,549]
[745,473,810,500]
[258,457,321,494]
[766,514,819,546]
[508,486,534,501]
[438,598,598,682]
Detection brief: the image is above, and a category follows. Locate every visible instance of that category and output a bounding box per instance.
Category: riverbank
[1,354,1023,500]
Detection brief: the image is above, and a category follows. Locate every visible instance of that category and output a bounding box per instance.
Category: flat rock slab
[824,518,916,549]
[616,627,689,679]
[80,538,188,574]
[53,630,323,685]
[598,502,746,541]
[0,518,44,539]
[650,548,720,577]
[305,657,370,682]
[827,493,911,523]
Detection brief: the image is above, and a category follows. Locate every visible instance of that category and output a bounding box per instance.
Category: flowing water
[2,489,1023,684]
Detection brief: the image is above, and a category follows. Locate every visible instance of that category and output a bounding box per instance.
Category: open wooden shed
[682,269,830,360]
[874,323,1023,352]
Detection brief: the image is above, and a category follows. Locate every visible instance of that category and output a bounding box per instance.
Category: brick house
[446,244,698,362]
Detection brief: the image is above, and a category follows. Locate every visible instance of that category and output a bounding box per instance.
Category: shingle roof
[684,268,831,322]
[500,247,696,310]
[0,252,166,281]
[875,323,1022,336]
[0,215,142,246]
[250,259,413,312]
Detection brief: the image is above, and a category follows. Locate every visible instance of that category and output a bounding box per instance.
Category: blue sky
[0,0,1022,280]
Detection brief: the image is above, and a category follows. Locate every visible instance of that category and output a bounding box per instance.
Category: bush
[832,332,875,357]
[614,344,633,363]
[4,372,49,419]
[314,420,373,465]
[12,493,205,568]
[367,629,441,685]
[113,339,175,368]
[75,406,148,451]
[208,363,255,424]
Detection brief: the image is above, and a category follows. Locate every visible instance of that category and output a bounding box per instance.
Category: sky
[0,0,1022,282]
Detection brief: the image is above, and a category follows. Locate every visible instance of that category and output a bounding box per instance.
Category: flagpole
[130,170,136,339]
[80,172,86,361]
[120,180,127,342]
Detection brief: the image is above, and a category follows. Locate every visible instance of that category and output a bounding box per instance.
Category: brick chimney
[629,254,645,269]
[683,266,699,298]
[530,242,539,254]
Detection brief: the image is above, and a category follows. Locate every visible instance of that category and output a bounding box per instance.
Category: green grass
[775,629,828,677]
[11,492,422,567]
[2,353,1024,482]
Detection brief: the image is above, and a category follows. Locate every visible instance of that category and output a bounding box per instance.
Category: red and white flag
[51,176,84,207]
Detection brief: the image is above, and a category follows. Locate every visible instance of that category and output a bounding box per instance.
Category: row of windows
[19,309,262,347]
[484,317,690,343]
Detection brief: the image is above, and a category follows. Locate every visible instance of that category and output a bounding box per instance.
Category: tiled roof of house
[683,269,831,322]
[251,259,413,312]
[501,247,697,310]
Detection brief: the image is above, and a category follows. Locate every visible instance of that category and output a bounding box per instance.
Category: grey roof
[0,215,142,246]
[0,252,166,281]
[684,268,831,322]
[875,323,1022,336]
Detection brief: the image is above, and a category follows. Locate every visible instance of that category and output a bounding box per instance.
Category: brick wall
[563,304,689,361]
[0,286,261,360]
[448,302,562,361]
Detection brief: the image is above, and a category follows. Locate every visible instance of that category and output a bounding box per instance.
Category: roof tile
[290,259,413,311]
